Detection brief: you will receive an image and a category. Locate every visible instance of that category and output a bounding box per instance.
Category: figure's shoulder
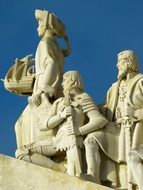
[76,92,96,105]
[76,92,93,101]
[111,81,118,87]
[107,81,118,93]
[78,93,98,112]
[136,73,143,81]
[129,74,143,88]
[42,37,59,52]
[43,37,58,48]
[134,74,143,88]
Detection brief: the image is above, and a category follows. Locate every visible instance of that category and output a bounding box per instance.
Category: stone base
[0,154,113,190]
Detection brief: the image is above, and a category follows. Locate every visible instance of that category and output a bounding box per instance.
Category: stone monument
[2,9,143,190]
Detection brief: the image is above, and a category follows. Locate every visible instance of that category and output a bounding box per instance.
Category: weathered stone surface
[0,154,113,190]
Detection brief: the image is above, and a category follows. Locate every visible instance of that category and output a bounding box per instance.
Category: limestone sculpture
[39,71,108,177]
[31,9,71,106]
[2,8,143,190]
[84,50,143,190]
[14,9,71,172]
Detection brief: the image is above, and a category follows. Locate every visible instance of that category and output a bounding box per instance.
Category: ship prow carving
[3,54,35,96]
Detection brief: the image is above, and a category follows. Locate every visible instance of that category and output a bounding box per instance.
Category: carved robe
[104,73,143,162]
[88,73,143,184]
[15,37,64,157]
[34,36,64,97]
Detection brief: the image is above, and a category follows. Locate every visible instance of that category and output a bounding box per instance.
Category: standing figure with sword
[84,50,143,189]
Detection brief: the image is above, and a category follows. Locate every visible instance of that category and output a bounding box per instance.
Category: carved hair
[63,71,83,90]
[118,50,139,72]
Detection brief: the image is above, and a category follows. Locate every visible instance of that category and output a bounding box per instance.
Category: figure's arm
[43,106,71,130]
[125,79,143,120]
[98,85,112,116]
[67,93,109,136]
[124,104,143,121]
[39,114,64,131]
[80,94,108,135]
[39,99,63,131]
[134,79,143,120]
[79,109,108,136]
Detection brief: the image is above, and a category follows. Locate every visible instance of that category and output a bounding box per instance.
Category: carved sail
[3,55,35,96]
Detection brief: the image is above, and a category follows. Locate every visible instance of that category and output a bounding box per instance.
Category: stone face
[0,154,113,190]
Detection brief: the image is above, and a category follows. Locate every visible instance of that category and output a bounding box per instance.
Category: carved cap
[35,9,66,37]
[35,9,49,27]
[118,50,137,61]
[117,50,139,72]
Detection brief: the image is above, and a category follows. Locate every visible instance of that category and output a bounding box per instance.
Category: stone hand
[126,107,143,121]
[124,103,136,118]
[32,90,43,106]
[58,107,72,119]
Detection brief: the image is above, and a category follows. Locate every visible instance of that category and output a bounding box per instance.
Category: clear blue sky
[1,0,143,156]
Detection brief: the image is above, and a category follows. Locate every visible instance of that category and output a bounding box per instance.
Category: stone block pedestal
[0,154,113,190]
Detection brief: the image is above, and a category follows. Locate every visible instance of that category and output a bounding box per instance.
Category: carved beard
[117,66,128,80]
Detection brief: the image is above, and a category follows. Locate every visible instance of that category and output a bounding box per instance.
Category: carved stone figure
[3,7,143,190]
[14,70,108,177]
[30,9,71,106]
[39,71,108,177]
[14,10,71,172]
[85,50,143,189]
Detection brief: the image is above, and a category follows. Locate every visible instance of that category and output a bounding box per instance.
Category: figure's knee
[84,135,99,151]
[15,147,29,160]
[21,154,32,162]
